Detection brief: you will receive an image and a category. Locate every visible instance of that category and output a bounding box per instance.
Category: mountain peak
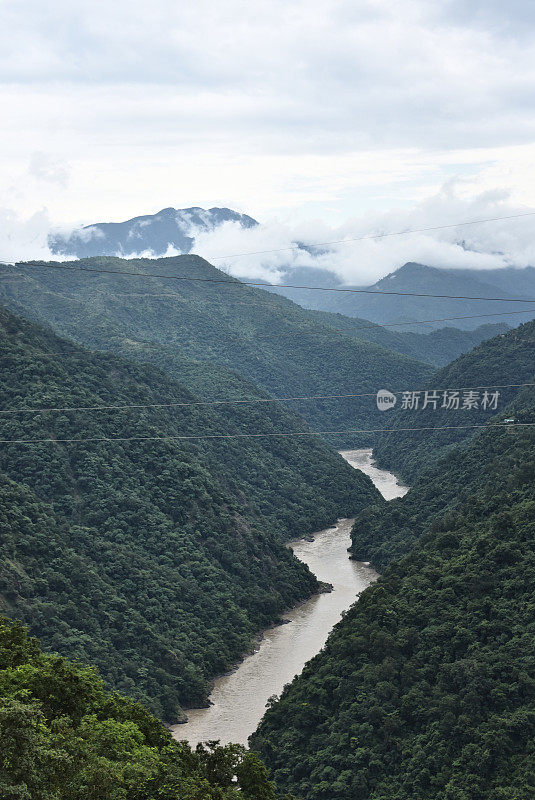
[49,206,258,259]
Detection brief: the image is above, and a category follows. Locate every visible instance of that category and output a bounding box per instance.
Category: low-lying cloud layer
[0,209,53,264]
[190,187,535,285]
[3,187,534,287]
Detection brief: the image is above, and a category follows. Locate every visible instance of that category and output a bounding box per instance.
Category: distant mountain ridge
[302,310,509,367]
[49,204,535,332]
[0,255,432,443]
[49,206,257,258]
[265,262,535,330]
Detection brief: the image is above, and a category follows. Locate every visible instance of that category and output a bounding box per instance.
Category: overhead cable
[0,421,532,446]
[0,382,533,417]
[4,261,535,303]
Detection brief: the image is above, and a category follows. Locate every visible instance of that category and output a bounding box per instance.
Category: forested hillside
[373,320,535,481]
[251,392,535,799]
[0,307,381,720]
[351,386,535,570]
[307,310,508,367]
[0,255,432,439]
[0,615,287,800]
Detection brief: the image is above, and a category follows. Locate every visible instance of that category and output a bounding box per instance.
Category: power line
[4,260,535,304]
[0,304,531,366]
[0,383,533,417]
[78,288,535,334]
[0,421,532,446]
[16,284,535,341]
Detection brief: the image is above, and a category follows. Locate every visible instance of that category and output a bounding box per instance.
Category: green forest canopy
[0,307,380,720]
[373,320,535,481]
[0,255,432,441]
[0,614,292,800]
[252,386,535,799]
[306,309,508,367]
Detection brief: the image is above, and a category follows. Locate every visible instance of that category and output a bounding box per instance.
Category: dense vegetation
[307,310,508,367]
[252,393,535,799]
[351,389,535,570]
[0,307,381,720]
[0,255,432,440]
[374,320,535,481]
[0,615,291,800]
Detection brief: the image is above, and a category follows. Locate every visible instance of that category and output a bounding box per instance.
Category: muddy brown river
[171,448,407,746]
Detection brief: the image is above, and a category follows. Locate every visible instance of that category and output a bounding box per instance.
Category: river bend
[171,448,407,746]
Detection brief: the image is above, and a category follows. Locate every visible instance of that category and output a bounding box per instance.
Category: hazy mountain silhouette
[49,206,257,258]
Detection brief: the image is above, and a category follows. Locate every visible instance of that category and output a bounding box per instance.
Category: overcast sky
[2,0,535,270]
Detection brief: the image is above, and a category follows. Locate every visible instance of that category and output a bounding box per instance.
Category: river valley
[171,448,408,746]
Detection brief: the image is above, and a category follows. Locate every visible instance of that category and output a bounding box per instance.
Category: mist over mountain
[48,206,257,259]
[44,200,535,334]
[6,0,535,796]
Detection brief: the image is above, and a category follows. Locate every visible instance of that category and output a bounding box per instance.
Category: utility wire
[0,383,533,417]
[0,304,531,364]
[79,288,535,333]
[15,285,535,338]
[0,421,532,446]
[4,260,535,304]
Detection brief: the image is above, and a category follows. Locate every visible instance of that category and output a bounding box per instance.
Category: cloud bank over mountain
[192,188,535,285]
[2,187,535,288]
[0,209,53,264]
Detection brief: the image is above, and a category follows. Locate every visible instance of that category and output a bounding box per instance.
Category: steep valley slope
[0,255,432,442]
[0,307,381,721]
[252,375,535,799]
[373,320,535,482]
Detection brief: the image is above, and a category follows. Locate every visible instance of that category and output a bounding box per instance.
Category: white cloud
[3,182,535,282]
[0,209,52,263]
[28,151,70,186]
[191,185,535,285]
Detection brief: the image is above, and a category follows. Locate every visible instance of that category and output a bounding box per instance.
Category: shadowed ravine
[171,448,407,746]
